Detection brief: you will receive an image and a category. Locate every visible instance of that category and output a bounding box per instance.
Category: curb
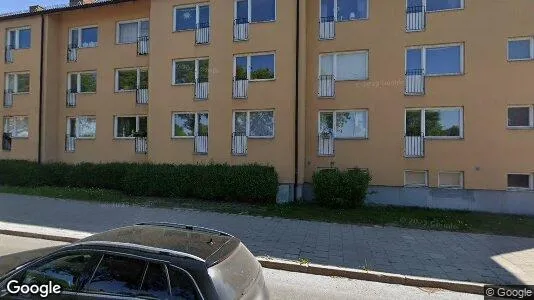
[0,226,484,295]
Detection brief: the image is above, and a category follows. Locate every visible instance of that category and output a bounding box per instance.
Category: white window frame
[319,0,369,22]
[69,25,98,48]
[171,112,209,139]
[438,171,464,189]
[507,105,534,129]
[67,116,96,139]
[404,170,429,187]
[318,110,369,139]
[405,107,464,139]
[5,72,30,94]
[68,71,97,94]
[232,110,275,139]
[405,43,464,76]
[507,173,534,191]
[6,27,31,49]
[233,52,276,81]
[318,51,369,81]
[507,37,534,62]
[3,116,29,138]
[234,0,277,23]
[114,115,147,139]
[172,58,209,85]
[115,67,148,92]
[173,3,211,32]
[116,18,149,44]
[407,0,464,13]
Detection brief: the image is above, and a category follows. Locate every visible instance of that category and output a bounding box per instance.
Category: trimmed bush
[312,168,372,208]
[0,160,278,203]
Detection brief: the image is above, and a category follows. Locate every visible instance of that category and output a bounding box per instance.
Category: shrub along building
[1,0,534,214]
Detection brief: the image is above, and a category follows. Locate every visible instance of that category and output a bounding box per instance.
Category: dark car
[0,223,269,299]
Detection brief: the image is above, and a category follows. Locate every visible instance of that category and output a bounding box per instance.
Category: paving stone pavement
[1,193,533,285]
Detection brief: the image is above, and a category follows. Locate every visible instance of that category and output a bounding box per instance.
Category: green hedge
[312,168,372,208]
[0,160,278,203]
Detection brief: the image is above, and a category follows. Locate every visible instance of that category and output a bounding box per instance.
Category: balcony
[232,133,247,156]
[4,90,13,108]
[195,78,209,100]
[137,36,150,55]
[233,78,248,99]
[135,137,148,154]
[66,90,77,107]
[67,44,78,62]
[233,18,249,42]
[318,133,334,156]
[404,135,425,158]
[318,75,335,98]
[194,134,208,154]
[405,69,425,95]
[65,135,76,153]
[5,45,14,63]
[319,16,335,40]
[2,133,12,151]
[195,23,210,45]
[406,5,426,32]
[136,88,149,104]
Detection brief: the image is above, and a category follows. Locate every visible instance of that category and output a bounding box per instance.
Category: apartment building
[1,0,533,213]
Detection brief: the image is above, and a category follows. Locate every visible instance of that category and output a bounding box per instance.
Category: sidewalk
[1,193,533,285]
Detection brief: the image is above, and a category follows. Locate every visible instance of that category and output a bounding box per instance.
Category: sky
[0,0,68,14]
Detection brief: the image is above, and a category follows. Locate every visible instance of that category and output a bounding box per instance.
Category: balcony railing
[318,75,335,98]
[67,44,78,62]
[233,77,248,99]
[2,133,12,151]
[196,23,210,45]
[195,78,209,100]
[135,137,148,154]
[136,88,149,104]
[4,90,13,108]
[137,36,150,55]
[233,18,249,41]
[66,90,77,107]
[5,45,14,63]
[319,16,335,40]
[194,134,208,154]
[232,132,247,156]
[65,135,76,153]
[406,5,426,32]
[404,135,425,158]
[318,133,334,156]
[405,69,425,95]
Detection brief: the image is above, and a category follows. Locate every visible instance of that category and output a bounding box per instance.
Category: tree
[250,68,274,80]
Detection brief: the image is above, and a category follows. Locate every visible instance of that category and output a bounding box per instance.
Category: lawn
[1,185,534,238]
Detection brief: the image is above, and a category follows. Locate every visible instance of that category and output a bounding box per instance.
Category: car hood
[0,246,62,277]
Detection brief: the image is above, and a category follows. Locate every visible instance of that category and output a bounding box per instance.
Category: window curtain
[336,52,368,80]
[319,55,334,76]
[140,21,150,37]
[119,22,138,44]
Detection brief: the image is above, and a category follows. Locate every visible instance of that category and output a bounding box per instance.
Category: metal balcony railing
[319,16,335,40]
[65,135,76,153]
[66,90,77,107]
[232,132,247,156]
[404,135,425,158]
[195,78,209,100]
[5,45,14,63]
[136,88,149,104]
[318,133,334,156]
[196,23,210,45]
[405,69,425,95]
[135,137,148,154]
[137,36,150,55]
[194,134,208,154]
[318,75,335,98]
[2,133,12,151]
[67,44,78,62]
[406,5,426,32]
[4,90,13,108]
[233,77,248,99]
[233,18,249,41]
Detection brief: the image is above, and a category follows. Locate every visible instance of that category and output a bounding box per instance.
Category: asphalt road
[0,234,481,300]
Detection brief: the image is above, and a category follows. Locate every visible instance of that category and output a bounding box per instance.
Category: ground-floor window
[319,110,368,139]
[404,170,428,187]
[438,171,463,189]
[233,110,275,138]
[507,174,533,190]
[67,116,96,139]
[114,115,147,138]
[172,112,209,138]
[3,116,29,138]
[405,107,463,138]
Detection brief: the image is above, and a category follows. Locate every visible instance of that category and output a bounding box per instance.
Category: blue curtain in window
[175,7,197,31]
[199,5,210,26]
[320,0,335,18]
[81,27,98,47]
[508,40,531,60]
[251,0,276,22]
[406,48,422,71]
[426,0,462,12]
[426,46,461,75]
[337,0,368,21]
[18,29,31,49]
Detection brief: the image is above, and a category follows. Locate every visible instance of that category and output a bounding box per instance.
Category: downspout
[293,0,300,201]
[37,14,45,164]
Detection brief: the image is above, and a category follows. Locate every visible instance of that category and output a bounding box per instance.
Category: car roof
[76,223,241,264]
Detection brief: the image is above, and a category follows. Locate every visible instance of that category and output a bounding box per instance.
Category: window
[319,111,368,138]
[406,44,463,76]
[70,26,98,48]
[507,174,533,190]
[6,73,30,93]
[424,108,463,138]
[234,53,275,80]
[320,0,368,21]
[168,266,201,300]
[438,172,463,188]
[68,72,96,93]
[115,68,148,91]
[6,27,31,49]
[235,0,276,23]
[114,115,147,138]
[117,19,149,44]
[3,116,29,138]
[174,4,210,31]
[233,111,274,138]
[139,263,169,300]
[508,106,533,128]
[173,112,208,138]
[508,38,533,61]
[404,170,428,187]
[319,51,368,80]
[425,0,463,12]
[173,58,209,84]
[67,116,96,139]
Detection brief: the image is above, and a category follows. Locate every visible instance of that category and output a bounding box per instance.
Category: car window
[83,254,146,297]
[168,266,200,300]
[139,263,169,299]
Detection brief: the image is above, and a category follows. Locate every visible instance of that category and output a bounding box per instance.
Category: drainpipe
[37,14,45,163]
[293,0,300,201]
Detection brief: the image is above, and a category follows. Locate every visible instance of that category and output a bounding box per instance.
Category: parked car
[0,223,269,299]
